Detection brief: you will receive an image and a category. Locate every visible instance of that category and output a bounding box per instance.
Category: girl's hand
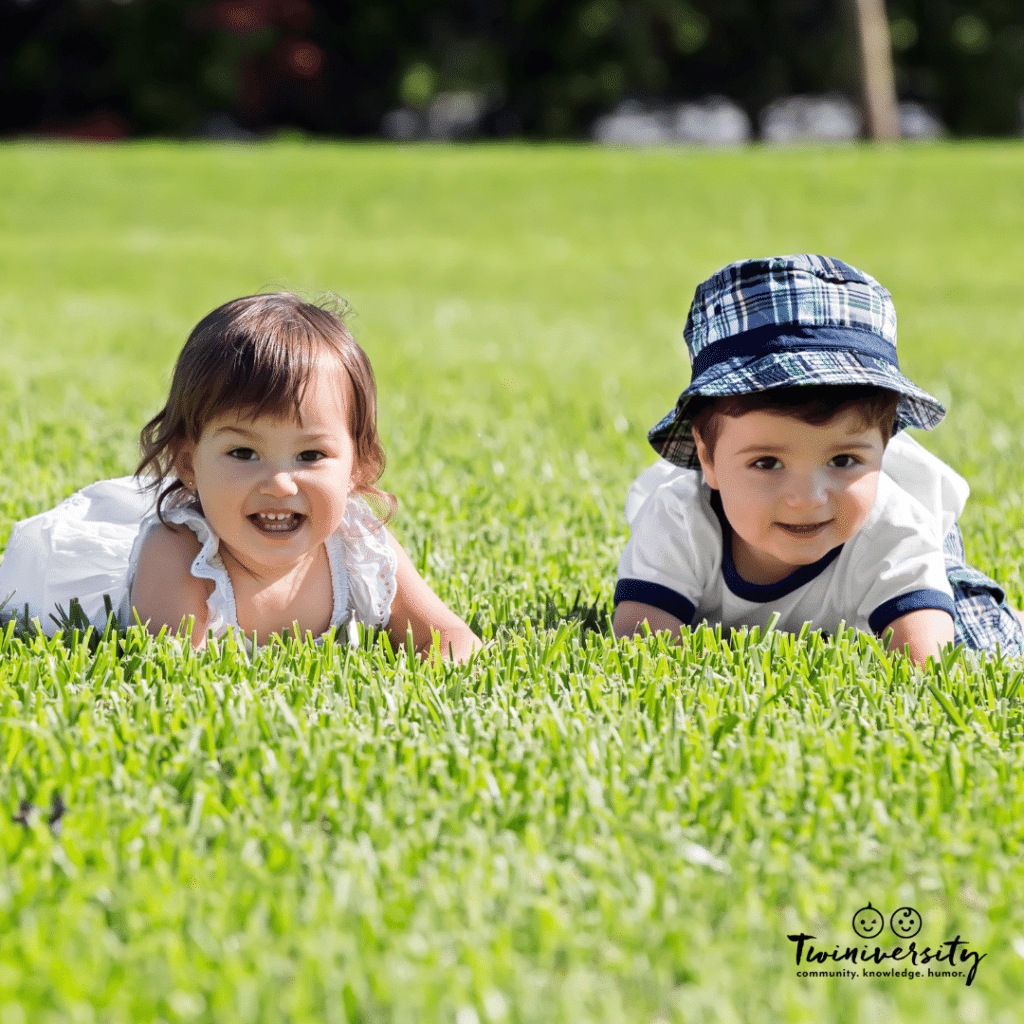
[385,532,482,663]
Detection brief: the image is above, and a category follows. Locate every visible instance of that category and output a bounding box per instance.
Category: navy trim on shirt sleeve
[614,579,696,626]
[868,589,955,634]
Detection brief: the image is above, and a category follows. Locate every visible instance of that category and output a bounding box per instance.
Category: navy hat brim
[648,349,946,470]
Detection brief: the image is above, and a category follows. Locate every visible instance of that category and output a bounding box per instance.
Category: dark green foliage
[888,0,1024,134]
[2,0,1023,138]
[1,0,269,135]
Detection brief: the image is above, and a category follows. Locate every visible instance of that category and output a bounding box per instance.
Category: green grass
[2,141,1024,1022]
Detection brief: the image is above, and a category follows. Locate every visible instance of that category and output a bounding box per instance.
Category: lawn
[1,141,1024,1023]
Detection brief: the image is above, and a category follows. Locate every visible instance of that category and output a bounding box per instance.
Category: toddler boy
[613,255,1023,664]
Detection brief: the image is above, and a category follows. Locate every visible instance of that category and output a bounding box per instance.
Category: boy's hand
[885,608,955,665]
[613,601,685,641]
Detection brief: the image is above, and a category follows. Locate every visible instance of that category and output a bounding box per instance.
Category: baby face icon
[890,906,922,939]
[852,902,885,939]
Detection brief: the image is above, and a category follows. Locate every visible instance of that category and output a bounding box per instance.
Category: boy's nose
[784,472,828,507]
[260,469,299,497]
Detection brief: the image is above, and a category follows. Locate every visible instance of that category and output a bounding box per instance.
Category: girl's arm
[613,600,685,640]
[885,608,955,665]
[130,524,211,648]
[385,532,482,662]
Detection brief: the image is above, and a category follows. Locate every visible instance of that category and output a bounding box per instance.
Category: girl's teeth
[254,512,299,532]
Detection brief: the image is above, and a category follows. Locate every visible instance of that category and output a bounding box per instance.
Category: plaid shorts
[943,524,1024,656]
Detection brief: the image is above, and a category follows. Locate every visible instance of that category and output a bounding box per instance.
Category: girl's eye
[751,457,782,471]
[830,454,860,469]
[228,447,258,461]
[297,450,325,463]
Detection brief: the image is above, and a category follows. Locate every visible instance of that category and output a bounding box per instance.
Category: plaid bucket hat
[648,254,946,469]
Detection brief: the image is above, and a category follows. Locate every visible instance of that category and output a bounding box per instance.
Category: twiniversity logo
[789,903,987,986]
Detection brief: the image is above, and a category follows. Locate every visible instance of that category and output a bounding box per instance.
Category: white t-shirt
[616,432,967,636]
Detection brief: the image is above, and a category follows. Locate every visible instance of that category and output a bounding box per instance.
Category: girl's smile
[250,511,304,533]
[694,408,886,586]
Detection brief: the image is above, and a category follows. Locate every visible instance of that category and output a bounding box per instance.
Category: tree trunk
[849,0,899,140]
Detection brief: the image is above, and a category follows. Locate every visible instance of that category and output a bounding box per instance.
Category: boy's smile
[694,408,886,586]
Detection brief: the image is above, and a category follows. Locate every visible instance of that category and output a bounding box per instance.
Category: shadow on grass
[481,589,612,647]
[1,594,121,655]
[2,589,614,658]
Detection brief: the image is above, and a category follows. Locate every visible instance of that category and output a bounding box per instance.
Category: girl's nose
[260,469,299,497]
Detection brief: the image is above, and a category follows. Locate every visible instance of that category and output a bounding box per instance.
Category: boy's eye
[227,447,258,461]
[830,454,861,469]
[297,450,325,463]
[751,457,782,471]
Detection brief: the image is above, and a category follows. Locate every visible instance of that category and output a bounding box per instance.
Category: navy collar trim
[710,490,843,602]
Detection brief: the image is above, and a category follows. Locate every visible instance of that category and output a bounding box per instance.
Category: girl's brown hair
[136,292,393,522]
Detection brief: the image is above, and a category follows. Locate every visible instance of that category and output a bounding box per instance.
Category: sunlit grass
[2,141,1024,1021]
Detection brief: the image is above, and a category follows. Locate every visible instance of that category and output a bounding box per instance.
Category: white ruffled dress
[0,476,397,642]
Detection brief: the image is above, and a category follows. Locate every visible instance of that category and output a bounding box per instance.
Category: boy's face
[694,408,885,586]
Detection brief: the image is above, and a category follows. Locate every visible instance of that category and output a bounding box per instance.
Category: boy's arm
[884,608,955,665]
[613,600,685,641]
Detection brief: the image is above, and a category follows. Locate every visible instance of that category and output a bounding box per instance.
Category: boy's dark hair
[136,292,393,523]
[689,385,901,464]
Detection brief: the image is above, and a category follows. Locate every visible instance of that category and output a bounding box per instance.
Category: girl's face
[174,361,359,578]
[694,408,885,586]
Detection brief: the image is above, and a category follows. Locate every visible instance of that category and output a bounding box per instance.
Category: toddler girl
[0,293,481,659]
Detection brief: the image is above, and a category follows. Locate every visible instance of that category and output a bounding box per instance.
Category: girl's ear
[691,426,719,490]
[347,459,372,496]
[172,442,196,489]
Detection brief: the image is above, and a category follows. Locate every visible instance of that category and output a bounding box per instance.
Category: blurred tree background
[1,0,1022,139]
